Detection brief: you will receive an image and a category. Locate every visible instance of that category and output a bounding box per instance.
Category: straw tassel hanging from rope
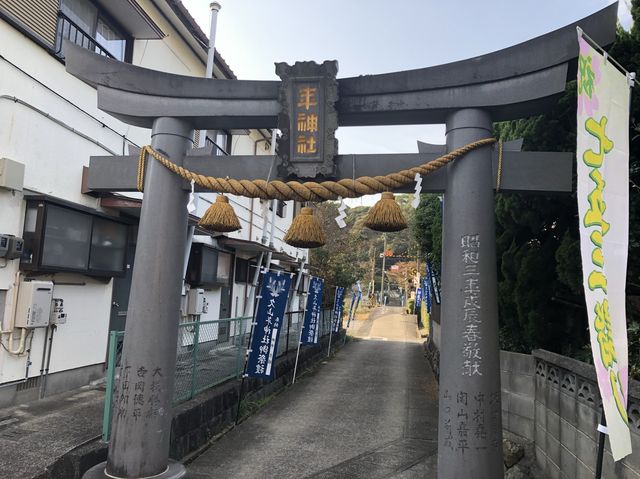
[137,139,495,235]
[198,195,241,232]
[284,207,326,248]
[364,192,407,232]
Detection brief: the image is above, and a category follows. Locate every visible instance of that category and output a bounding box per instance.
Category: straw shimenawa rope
[137,138,496,201]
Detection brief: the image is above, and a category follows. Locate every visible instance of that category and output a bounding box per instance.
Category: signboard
[331,286,345,333]
[276,61,338,178]
[576,34,632,460]
[301,277,324,344]
[246,272,292,380]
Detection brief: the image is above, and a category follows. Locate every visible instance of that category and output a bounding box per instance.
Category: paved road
[188,307,438,478]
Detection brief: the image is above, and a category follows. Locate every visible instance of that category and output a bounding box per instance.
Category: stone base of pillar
[82,460,187,479]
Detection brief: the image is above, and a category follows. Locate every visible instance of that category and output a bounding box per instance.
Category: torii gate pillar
[438,109,503,477]
[85,118,193,479]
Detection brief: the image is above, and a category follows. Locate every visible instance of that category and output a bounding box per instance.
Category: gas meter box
[50,298,67,325]
[0,235,8,258]
[0,235,24,259]
[7,236,23,259]
[14,281,53,328]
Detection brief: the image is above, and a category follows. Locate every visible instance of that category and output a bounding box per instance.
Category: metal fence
[102,308,333,440]
[55,12,116,61]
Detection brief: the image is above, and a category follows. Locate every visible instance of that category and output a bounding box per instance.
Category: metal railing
[54,12,115,61]
[204,135,229,156]
[102,308,333,440]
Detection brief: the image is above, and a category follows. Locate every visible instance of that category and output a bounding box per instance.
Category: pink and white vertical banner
[576,33,632,461]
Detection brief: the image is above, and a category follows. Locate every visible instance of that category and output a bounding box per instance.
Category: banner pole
[327,287,338,357]
[595,405,607,479]
[286,260,305,354]
[292,293,307,385]
[234,269,264,425]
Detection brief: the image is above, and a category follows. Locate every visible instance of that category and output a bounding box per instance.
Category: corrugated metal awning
[217,236,274,254]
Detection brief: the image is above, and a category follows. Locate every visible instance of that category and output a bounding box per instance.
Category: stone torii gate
[71,5,617,479]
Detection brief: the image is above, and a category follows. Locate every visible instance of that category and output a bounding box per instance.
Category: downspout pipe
[200,2,221,147]
[184,2,222,285]
[265,133,278,272]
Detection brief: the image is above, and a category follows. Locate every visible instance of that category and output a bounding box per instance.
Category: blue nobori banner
[414,286,423,309]
[246,271,292,379]
[301,277,324,344]
[332,286,345,333]
[428,260,440,304]
[422,276,431,314]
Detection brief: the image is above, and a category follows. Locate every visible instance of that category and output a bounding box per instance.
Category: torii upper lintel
[65,3,617,130]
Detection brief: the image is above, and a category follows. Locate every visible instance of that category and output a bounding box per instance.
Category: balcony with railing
[54,12,115,61]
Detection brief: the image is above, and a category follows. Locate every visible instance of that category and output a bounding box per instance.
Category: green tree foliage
[493,13,640,371]
[411,194,443,272]
[309,202,366,289]
[410,8,640,377]
[309,196,419,294]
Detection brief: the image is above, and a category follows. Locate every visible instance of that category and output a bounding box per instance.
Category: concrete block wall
[530,349,640,479]
[500,351,535,440]
[423,343,640,477]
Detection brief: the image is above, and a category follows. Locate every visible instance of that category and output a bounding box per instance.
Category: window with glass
[235,258,249,283]
[89,218,127,272]
[186,244,235,287]
[276,200,287,218]
[20,200,128,276]
[199,246,217,285]
[269,199,287,218]
[216,252,232,284]
[205,131,232,155]
[57,0,129,61]
[42,205,93,270]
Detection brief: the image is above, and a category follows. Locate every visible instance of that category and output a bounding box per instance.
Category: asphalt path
[188,307,438,478]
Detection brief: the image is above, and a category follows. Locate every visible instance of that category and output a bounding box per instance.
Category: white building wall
[0,3,308,396]
[0,20,145,384]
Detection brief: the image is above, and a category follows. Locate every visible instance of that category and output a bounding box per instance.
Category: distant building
[0,0,306,407]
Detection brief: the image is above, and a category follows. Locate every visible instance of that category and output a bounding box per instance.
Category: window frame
[186,243,235,287]
[234,257,249,283]
[20,198,130,277]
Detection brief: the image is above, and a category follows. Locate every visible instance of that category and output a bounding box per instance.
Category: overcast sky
[181,0,630,205]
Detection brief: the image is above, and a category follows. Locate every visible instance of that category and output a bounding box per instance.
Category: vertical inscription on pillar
[113,365,164,421]
[442,389,454,451]
[461,233,482,377]
[116,366,131,419]
[456,392,469,453]
[443,388,499,454]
